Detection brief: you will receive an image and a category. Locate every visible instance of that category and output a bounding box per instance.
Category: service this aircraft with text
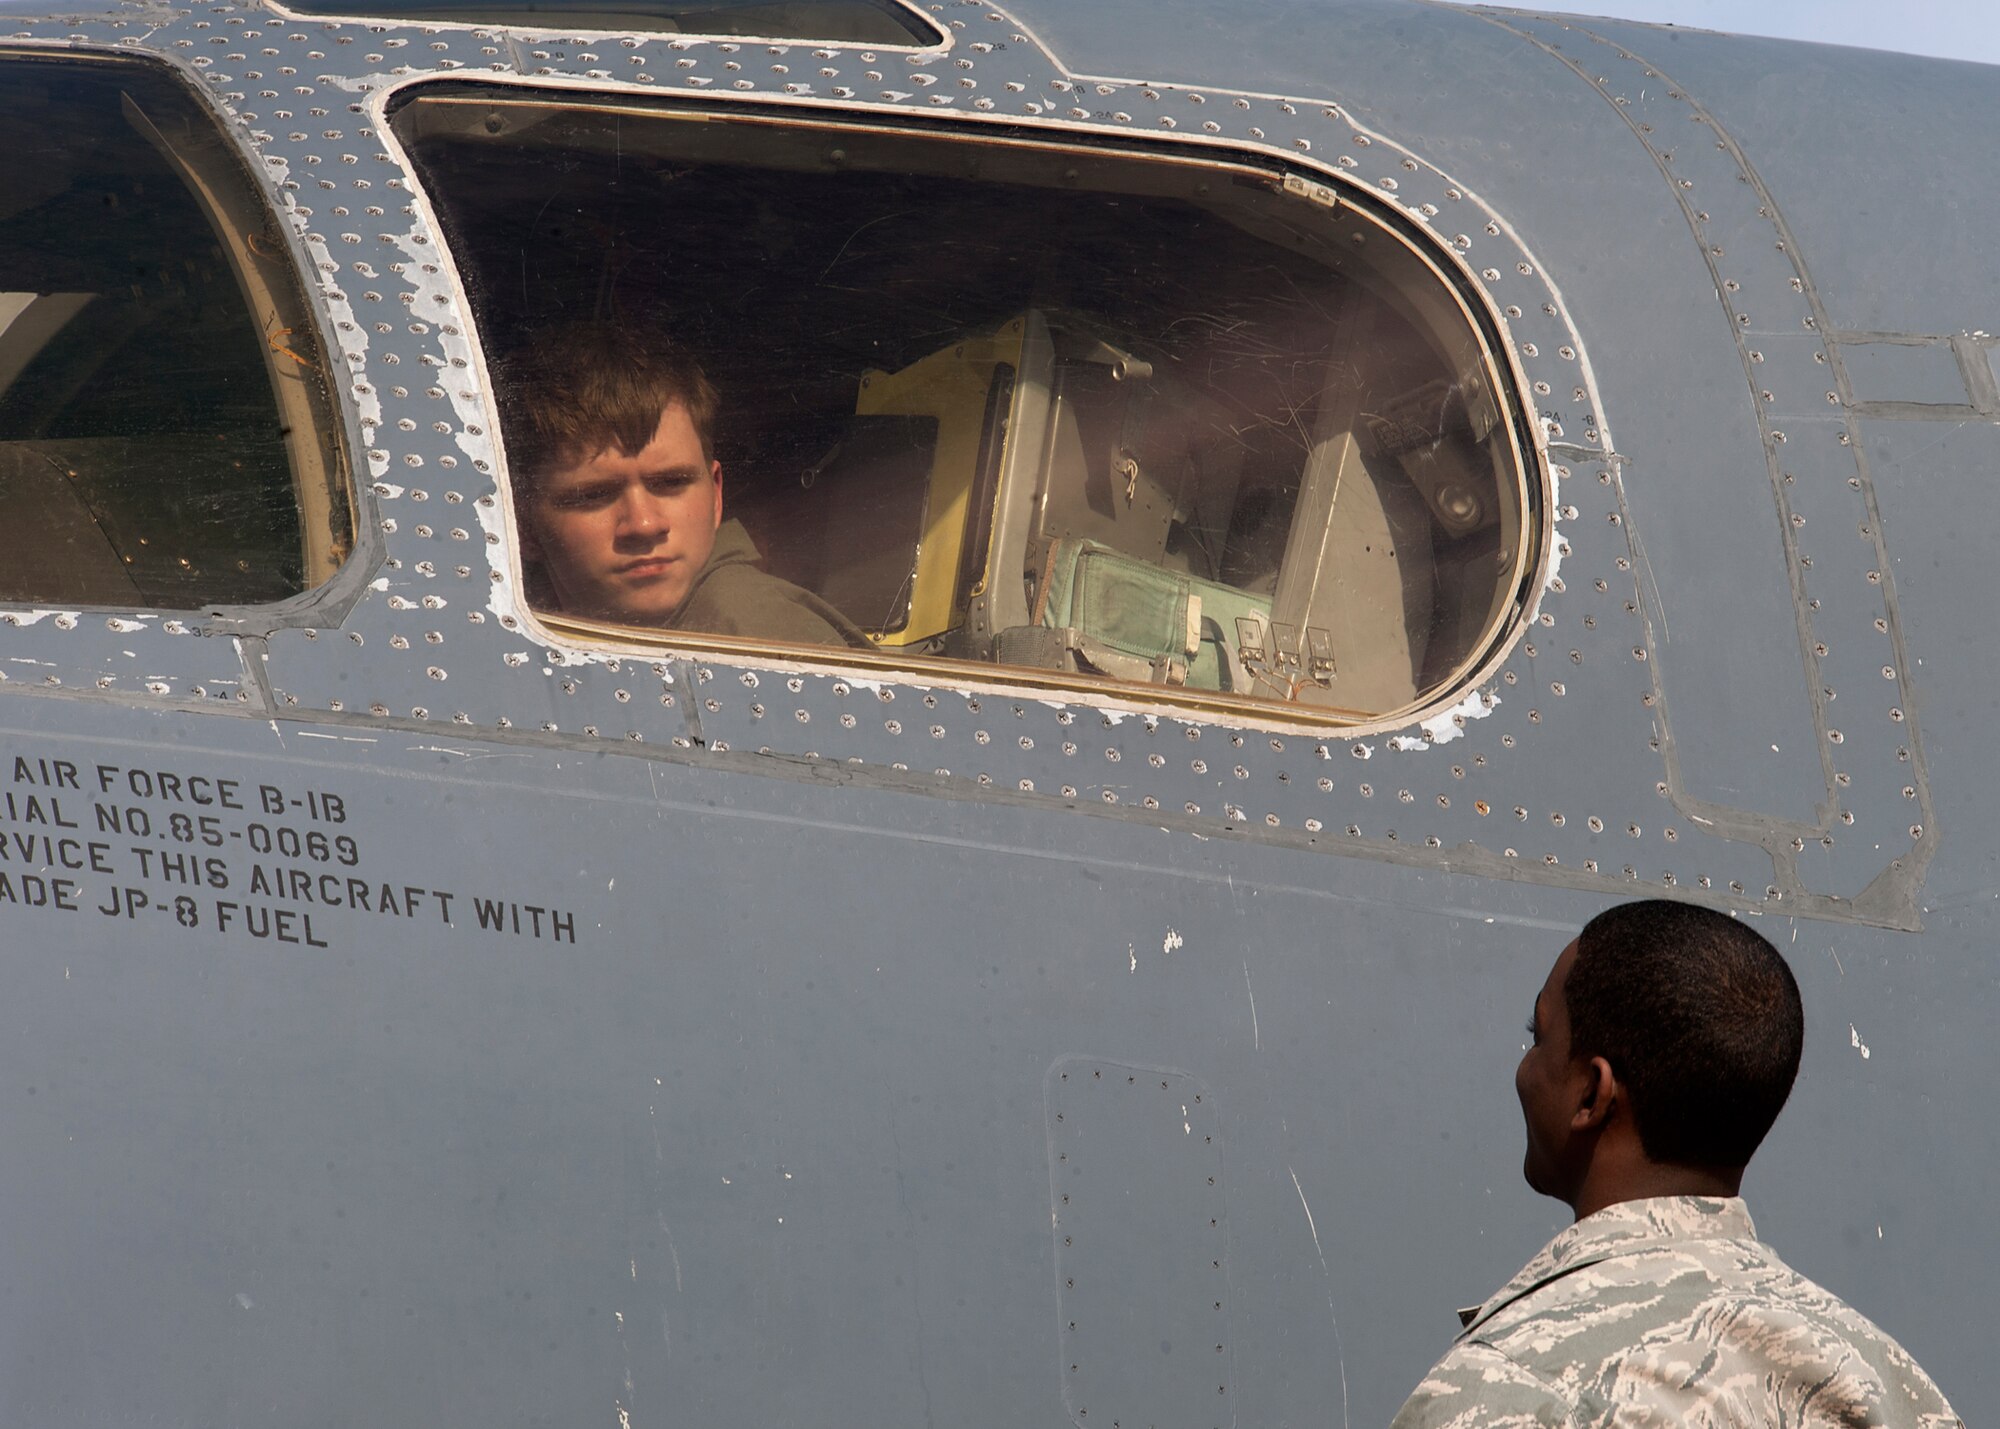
[0,0,1991,1422]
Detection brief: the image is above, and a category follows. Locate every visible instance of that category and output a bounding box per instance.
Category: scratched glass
[399,87,1537,720]
[0,53,351,610]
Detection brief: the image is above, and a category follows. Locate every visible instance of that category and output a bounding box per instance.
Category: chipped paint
[386,225,488,447]
[1387,688,1500,751]
[0,0,1927,930]
[1848,1023,1872,1060]
[0,15,1975,1429]
[404,743,524,758]
[1420,689,1498,747]
[321,281,377,436]
[367,104,520,626]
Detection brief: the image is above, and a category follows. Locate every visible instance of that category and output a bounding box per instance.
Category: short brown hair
[497,323,719,494]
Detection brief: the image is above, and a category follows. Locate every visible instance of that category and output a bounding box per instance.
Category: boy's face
[525,400,723,625]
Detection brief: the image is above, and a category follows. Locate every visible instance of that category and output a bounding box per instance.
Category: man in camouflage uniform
[1391,899,1961,1427]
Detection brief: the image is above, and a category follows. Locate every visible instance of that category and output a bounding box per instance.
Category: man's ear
[1572,1056,1619,1131]
[710,460,724,530]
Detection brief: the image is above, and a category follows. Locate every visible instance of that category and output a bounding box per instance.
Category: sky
[1531,1,2000,68]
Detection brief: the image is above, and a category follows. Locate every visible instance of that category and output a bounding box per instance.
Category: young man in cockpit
[500,324,865,648]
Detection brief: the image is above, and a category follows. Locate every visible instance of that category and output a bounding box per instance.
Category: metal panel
[1841,419,2000,904]
[0,5,1992,1423]
[1838,337,1973,408]
[1047,1058,1234,1429]
[0,691,1607,1428]
[1568,19,2000,338]
[0,0,1934,921]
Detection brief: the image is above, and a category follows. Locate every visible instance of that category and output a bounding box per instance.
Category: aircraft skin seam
[1451,8,1934,922]
[1476,14,1844,875]
[0,2,1856,912]
[0,0,1926,926]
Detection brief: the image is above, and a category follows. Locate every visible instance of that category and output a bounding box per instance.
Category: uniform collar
[666,518,759,627]
[1456,1195,1756,1335]
[704,517,759,567]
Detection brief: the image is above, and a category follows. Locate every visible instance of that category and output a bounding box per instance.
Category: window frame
[390,79,1548,733]
[0,43,371,625]
[263,0,945,47]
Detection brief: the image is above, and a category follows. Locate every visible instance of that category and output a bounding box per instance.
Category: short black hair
[1566,899,1804,1170]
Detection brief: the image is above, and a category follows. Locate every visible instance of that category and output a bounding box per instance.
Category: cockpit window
[272,0,939,45]
[396,87,1538,722]
[0,52,351,609]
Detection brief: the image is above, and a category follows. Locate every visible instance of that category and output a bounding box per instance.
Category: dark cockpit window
[271,0,939,44]
[396,87,1538,723]
[0,52,351,609]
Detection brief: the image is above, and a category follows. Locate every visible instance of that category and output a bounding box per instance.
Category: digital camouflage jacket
[1391,1196,1961,1428]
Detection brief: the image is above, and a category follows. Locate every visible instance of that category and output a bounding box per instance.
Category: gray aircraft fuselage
[0,1,1991,1424]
